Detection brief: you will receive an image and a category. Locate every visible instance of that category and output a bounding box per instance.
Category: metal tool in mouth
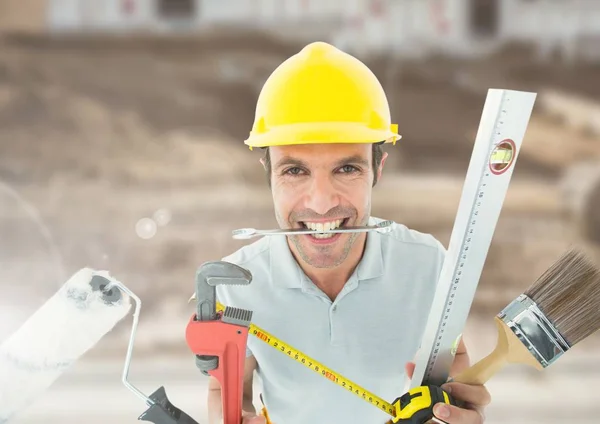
[498,294,571,368]
[232,219,395,239]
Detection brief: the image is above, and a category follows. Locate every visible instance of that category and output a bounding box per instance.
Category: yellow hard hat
[244,41,401,149]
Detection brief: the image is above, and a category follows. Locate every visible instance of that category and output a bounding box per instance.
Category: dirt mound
[0,33,293,185]
[0,26,305,56]
[0,80,261,185]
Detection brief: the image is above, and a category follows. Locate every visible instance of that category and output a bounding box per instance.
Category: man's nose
[304,174,340,215]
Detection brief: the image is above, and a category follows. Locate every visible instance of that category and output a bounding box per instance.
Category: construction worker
[208,42,490,424]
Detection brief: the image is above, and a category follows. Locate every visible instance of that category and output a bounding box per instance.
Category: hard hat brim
[244,122,401,148]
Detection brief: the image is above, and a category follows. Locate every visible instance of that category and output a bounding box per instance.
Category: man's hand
[219,411,265,424]
[405,339,490,424]
[241,410,267,424]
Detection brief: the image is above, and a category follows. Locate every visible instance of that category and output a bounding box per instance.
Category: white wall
[48,0,200,33]
[43,0,600,61]
[197,0,253,24]
[332,0,452,58]
[198,0,345,25]
[45,0,347,33]
[47,0,79,31]
[501,0,600,42]
[499,0,600,61]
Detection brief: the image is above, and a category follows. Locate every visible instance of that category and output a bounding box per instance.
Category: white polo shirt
[216,217,446,424]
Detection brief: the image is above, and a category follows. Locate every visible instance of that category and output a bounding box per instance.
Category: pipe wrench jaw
[194,261,253,321]
[186,261,253,424]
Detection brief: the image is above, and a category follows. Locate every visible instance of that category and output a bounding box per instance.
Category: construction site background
[1,1,600,423]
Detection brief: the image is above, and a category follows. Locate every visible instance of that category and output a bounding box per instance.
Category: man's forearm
[208,388,257,424]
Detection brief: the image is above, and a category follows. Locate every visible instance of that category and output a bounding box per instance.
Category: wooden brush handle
[452,347,507,385]
[452,317,509,385]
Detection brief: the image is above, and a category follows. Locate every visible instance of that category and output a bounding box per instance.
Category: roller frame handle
[138,386,200,424]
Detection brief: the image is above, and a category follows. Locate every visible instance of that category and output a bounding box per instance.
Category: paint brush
[453,248,600,385]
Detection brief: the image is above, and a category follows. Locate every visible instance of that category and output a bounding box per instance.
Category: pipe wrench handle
[186,309,252,424]
[188,261,254,424]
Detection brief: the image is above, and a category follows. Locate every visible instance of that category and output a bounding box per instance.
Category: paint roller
[0,267,132,423]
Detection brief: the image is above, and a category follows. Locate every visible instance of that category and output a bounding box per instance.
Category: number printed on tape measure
[214,302,395,416]
[249,327,395,416]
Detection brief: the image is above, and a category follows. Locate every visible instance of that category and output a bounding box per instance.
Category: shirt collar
[269,235,304,289]
[269,217,384,289]
[356,220,384,281]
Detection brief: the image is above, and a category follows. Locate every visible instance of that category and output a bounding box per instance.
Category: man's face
[266,143,386,269]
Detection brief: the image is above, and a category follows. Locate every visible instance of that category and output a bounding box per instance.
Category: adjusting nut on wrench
[193,261,252,375]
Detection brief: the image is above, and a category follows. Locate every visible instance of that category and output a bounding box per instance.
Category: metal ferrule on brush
[498,294,571,367]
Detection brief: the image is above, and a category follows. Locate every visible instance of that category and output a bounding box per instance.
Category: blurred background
[1,0,599,423]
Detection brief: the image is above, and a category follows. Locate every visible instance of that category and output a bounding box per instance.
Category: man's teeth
[304,220,342,231]
[303,220,343,238]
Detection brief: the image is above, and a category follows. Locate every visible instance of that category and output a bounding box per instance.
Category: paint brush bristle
[524,248,600,346]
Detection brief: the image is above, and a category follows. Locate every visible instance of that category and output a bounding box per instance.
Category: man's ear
[259,157,267,170]
[377,152,388,182]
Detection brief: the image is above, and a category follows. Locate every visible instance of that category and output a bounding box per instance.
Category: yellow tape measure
[215,302,396,417]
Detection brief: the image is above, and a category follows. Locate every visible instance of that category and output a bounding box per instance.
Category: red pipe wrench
[185,261,253,424]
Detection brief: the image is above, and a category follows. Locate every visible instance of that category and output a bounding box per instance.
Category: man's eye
[340,165,358,173]
[284,167,304,176]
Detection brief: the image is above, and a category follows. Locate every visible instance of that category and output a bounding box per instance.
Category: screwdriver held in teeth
[232,220,394,239]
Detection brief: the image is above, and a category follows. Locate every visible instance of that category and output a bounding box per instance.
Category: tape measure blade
[410,89,537,387]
